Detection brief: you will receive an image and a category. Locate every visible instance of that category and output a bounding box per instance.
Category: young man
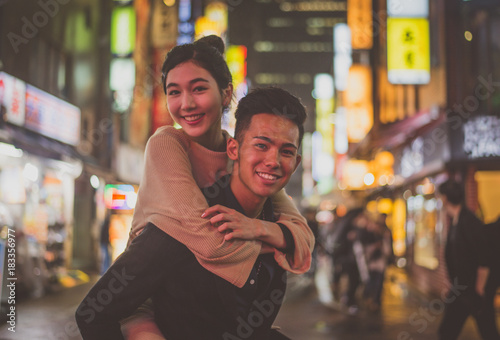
[76,87,307,340]
[437,180,498,340]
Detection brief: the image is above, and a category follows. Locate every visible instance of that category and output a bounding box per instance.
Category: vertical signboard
[387,18,430,84]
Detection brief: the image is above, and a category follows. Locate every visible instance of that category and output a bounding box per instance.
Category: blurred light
[396,257,407,268]
[379,174,388,186]
[315,210,334,224]
[387,0,429,17]
[110,6,136,56]
[90,175,100,189]
[364,172,375,186]
[334,107,348,154]
[126,191,138,209]
[0,142,23,158]
[464,31,473,41]
[110,58,135,91]
[314,74,334,99]
[163,0,175,6]
[23,163,39,182]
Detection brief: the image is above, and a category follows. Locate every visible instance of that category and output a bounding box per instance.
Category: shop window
[406,178,444,270]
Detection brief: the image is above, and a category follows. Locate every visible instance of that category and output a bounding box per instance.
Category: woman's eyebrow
[165,78,209,90]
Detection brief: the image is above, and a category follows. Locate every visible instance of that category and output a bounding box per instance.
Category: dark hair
[234,87,307,147]
[438,180,464,206]
[161,35,232,96]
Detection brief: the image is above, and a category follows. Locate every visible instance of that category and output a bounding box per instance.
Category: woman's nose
[181,93,195,110]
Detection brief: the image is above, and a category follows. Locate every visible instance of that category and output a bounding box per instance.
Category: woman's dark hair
[161,35,232,96]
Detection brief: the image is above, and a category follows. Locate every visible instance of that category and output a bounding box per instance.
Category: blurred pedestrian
[483,216,500,337]
[331,208,365,313]
[437,179,498,340]
[361,216,393,312]
[99,210,111,275]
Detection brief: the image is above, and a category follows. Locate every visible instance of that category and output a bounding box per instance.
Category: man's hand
[202,205,263,241]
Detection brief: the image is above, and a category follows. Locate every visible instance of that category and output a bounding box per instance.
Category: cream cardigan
[130,126,313,288]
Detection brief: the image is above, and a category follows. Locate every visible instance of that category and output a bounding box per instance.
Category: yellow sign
[387,18,430,84]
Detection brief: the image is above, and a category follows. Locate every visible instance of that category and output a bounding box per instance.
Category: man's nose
[264,149,280,168]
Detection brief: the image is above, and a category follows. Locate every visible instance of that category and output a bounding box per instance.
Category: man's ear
[227,137,239,161]
[292,154,302,173]
[222,83,233,107]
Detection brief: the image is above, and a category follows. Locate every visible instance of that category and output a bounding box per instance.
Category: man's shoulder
[461,208,483,226]
[200,175,232,206]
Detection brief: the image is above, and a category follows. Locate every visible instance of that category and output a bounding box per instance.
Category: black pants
[438,283,499,340]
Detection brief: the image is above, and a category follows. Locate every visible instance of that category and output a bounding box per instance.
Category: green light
[111,6,136,56]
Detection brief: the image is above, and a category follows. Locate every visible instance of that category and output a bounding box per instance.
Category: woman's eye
[167,90,180,96]
[193,86,207,92]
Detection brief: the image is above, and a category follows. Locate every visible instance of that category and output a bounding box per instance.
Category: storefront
[0,72,83,298]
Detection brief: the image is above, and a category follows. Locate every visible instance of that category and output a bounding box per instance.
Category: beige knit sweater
[130,126,314,288]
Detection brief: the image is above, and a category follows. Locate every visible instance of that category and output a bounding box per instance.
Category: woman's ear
[222,83,233,107]
[227,137,239,161]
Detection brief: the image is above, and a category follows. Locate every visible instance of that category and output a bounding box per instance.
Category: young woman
[123,36,314,338]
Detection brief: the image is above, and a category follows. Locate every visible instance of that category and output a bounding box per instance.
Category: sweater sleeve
[271,188,314,274]
[131,128,260,288]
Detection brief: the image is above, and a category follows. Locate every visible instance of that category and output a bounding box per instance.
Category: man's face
[228,113,301,201]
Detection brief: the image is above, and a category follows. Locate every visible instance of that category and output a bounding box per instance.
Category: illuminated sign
[0,72,26,127]
[104,184,137,210]
[111,6,136,56]
[463,116,500,159]
[25,85,81,146]
[387,18,430,84]
[344,65,373,142]
[348,0,373,49]
[387,0,429,17]
[333,24,352,91]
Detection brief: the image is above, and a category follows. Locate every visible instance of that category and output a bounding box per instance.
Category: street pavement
[0,259,497,340]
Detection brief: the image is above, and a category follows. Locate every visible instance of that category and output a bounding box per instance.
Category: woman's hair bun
[195,35,225,55]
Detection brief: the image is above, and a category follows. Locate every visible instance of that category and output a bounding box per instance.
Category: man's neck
[229,177,266,218]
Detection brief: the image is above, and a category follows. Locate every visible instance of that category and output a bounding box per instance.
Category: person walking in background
[330,208,366,313]
[483,216,500,337]
[99,210,111,275]
[361,215,393,312]
[437,179,498,340]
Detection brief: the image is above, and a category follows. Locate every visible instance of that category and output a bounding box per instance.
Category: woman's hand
[202,205,287,250]
[202,205,263,241]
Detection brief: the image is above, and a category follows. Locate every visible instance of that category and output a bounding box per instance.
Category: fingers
[201,204,231,218]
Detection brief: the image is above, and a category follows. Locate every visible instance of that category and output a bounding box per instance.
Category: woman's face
[165,60,230,139]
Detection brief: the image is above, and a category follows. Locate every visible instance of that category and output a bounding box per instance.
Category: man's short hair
[438,180,464,206]
[234,87,307,147]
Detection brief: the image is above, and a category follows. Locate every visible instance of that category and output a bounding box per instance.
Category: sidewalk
[0,275,99,340]
[275,255,500,340]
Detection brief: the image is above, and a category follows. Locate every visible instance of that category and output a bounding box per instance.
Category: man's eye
[282,150,295,156]
[255,144,267,150]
